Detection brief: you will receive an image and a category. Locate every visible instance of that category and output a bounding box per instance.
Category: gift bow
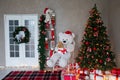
[58,49,67,54]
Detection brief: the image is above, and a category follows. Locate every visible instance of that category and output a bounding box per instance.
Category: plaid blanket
[2,70,61,80]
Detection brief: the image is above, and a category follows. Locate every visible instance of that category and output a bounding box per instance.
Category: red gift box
[111,68,120,75]
[64,74,76,80]
[111,68,120,80]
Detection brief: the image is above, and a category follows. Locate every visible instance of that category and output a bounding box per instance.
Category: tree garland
[38,15,46,70]
[13,26,30,44]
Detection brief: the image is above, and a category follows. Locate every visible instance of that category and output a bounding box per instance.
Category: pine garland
[38,15,46,70]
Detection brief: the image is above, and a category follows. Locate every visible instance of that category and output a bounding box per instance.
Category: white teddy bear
[47,31,75,68]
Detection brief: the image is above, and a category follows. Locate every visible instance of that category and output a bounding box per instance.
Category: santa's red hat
[64,31,72,35]
[44,8,49,14]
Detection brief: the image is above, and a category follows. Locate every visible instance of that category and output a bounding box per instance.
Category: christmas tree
[38,15,46,70]
[76,4,116,71]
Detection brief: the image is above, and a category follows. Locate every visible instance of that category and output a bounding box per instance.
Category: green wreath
[13,26,30,44]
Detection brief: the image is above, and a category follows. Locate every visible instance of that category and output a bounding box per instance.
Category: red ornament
[78,62,80,65]
[85,41,89,45]
[45,21,50,29]
[49,48,54,57]
[45,38,49,49]
[51,13,55,26]
[94,32,98,37]
[93,27,97,31]
[99,60,103,63]
[51,28,55,40]
[42,31,46,35]
[87,47,92,52]
[106,58,111,62]
[93,47,96,51]
[39,16,43,22]
[51,19,55,26]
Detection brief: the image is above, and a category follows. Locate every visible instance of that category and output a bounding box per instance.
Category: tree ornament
[93,27,97,31]
[96,18,102,23]
[42,31,46,35]
[49,48,54,57]
[85,41,89,45]
[87,47,92,52]
[99,59,103,64]
[45,37,49,49]
[13,26,30,44]
[51,28,55,40]
[106,58,111,62]
[93,47,97,51]
[45,21,50,29]
[51,12,55,26]
[94,32,98,37]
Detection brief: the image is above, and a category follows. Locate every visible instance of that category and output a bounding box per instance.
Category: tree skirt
[2,70,61,80]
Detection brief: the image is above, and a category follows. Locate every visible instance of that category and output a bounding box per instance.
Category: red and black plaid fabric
[2,70,61,80]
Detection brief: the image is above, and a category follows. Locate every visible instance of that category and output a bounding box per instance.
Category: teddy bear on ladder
[47,31,75,70]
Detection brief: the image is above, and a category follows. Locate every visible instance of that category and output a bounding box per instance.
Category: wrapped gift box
[96,75,104,80]
[64,74,76,80]
[110,68,120,80]
[109,75,120,80]
[90,73,104,80]
[89,69,110,80]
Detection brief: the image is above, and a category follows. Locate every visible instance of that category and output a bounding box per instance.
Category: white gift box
[109,75,120,80]
[90,74,104,80]
[90,73,94,80]
[96,75,104,80]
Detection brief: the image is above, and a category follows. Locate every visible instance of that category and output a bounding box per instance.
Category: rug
[2,70,61,80]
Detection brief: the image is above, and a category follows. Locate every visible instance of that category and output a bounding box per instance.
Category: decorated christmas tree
[38,15,46,70]
[76,4,116,71]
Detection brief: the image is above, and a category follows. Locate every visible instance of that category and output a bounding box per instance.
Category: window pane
[25,45,29,51]
[10,45,14,50]
[15,20,18,25]
[9,20,13,25]
[15,52,19,57]
[25,20,29,26]
[15,45,19,51]
[10,52,14,57]
[9,27,14,31]
[10,39,14,44]
[25,52,30,57]
[9,33,13,37]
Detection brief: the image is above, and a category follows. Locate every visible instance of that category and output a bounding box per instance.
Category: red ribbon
[58,49,67,54]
